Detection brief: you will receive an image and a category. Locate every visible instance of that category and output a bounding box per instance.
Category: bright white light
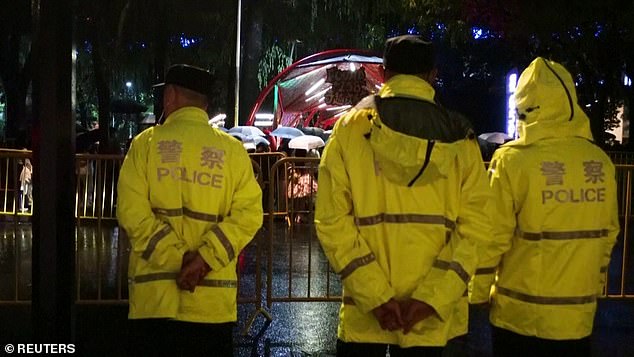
[305,78,326,96]
[305,86,332,102]
[255,113,274,120]
[318,103,327,109]
[349,63,357,72]
[254,120,274,127]
[209,113,227,125]
[375,84,382,90]
[585,104,592,108]
[326,105,352,111]
[624,74,631,86]
[126,81,132,88]
[506,71,519,139]
[293,64,333,81]
[507,74,517,93]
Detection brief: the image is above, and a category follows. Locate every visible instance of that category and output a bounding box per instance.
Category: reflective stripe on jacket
[315,74,495,347]
[117,107,263,323]
[472,58,619,339]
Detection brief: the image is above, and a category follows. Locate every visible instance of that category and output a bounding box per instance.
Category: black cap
[153,64,213,97]
[383,35,435,75]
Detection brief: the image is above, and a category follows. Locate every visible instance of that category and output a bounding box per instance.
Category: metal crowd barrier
[266,157,342,310]
[607,151,634,165]
[0,150,632,310]
[0,149,34,218]
[75,153,123,225]
[249,152,288,217]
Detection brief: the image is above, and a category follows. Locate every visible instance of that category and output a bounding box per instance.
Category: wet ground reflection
[1,221,633,356]
[0,221,343,355]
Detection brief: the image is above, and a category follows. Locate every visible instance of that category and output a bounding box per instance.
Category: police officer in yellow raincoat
[469,58,619,357]
[315,35,496,356]
[117,64,262,356]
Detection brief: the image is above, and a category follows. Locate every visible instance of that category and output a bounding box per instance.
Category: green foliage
[257,43,292,89]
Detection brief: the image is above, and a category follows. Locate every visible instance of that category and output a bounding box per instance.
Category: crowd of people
[115,34,619,357]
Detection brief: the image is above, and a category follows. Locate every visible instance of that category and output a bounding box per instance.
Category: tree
[0,1,33,147]
[458,0,634,144]
[247,0,633,145]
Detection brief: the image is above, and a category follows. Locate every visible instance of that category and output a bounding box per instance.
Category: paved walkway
[0,222,633,356]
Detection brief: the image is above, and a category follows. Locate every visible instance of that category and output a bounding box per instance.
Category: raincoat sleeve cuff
[411,271,467,322]
[137,229,188,271]
[197,246,224,273]
[410,291,452,323]
[356,286,395,314]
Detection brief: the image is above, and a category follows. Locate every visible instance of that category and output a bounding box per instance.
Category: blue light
[388,28,400,38]
[407,25,420,35]
[179,34,201,48]
[83,41,92,54]
[472,27,484,40]
[594,24,604,38]
[471,27,493,40]
[571,26,582,38]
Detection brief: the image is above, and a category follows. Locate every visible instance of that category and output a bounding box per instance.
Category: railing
[249,152,288,217]
[607,151,634,165]
[0,150,632,309]
[266,157,342,308]
[75,154,124,224]
[0,149,34,218]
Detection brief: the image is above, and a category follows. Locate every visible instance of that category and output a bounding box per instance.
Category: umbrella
[271,126,305,139]
[323,129,333,141]
[300,127,325,137]
[479,132,512,144]
[252,136,270,147]
[230,132,248,142]
[288,135,326,150]
[228,132,270,147]
[141,114,156,125]
[215,126,229,132]
[243,142,256,151]
[229,126,266,137]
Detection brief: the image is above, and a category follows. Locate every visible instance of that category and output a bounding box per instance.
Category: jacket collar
[163,106,208,125]
[379,74,436,102]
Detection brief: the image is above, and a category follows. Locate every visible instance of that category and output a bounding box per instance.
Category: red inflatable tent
[247,49,384,129]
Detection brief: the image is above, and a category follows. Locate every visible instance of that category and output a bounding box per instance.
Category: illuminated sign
[506,70,519,139]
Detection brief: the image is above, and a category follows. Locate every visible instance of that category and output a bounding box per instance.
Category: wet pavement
[0,221,633,356]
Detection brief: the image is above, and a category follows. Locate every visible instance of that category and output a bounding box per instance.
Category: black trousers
[492,326,591,357]
[336,339,444,357]
[127,318,234,357]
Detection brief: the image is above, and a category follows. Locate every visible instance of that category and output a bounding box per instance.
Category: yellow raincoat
[470,58,619,339]
[315,74,494,347]
[117,107,262,323]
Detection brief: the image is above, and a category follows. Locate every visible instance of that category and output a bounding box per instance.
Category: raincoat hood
[509,57,593,146]
[368,112,459,187]
[366,75,469,187]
